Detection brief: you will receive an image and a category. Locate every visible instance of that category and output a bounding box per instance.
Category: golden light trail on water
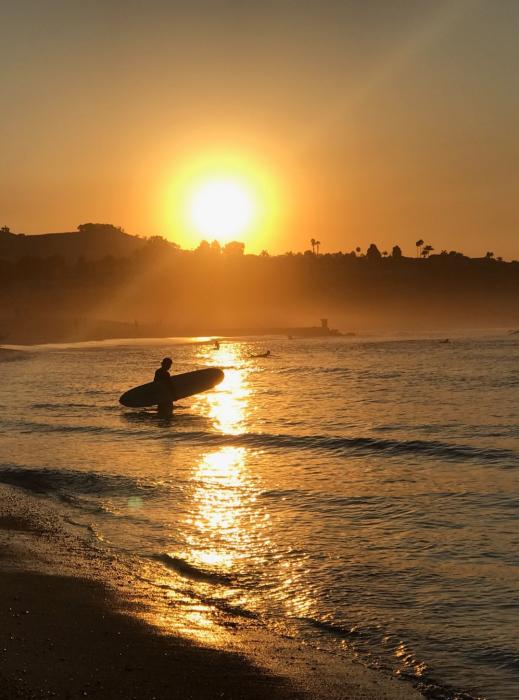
[149,342,316,644]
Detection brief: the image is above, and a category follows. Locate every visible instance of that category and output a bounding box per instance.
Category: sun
[161,151,281,251]
[187,177,256,242]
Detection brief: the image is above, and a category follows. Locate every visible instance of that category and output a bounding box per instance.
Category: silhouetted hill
[0,223,158,261]
[1,231,518,341]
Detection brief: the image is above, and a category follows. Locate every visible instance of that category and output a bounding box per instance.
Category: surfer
[154,357,173,417]
[214,340,220,350]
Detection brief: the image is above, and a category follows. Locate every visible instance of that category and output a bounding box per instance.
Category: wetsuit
[154,367,172,416]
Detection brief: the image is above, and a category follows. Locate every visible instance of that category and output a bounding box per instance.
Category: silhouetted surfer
[154,357,173,417]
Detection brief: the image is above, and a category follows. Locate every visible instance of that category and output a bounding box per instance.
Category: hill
[1,230,518,341]
[0,223,157,261]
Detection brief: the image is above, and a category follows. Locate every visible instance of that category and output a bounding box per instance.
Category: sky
[1,0,518,257]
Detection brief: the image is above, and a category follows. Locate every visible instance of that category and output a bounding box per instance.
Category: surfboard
[119,367,225,408]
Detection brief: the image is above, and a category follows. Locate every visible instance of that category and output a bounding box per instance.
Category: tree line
[0,223,518,331]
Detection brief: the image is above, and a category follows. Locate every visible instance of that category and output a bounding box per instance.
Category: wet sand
[0,486,424,700]
[0,569,304,700]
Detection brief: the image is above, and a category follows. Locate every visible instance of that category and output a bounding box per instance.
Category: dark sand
[0,505,300,700]
[0,487,423,700]
[0,569,303,700]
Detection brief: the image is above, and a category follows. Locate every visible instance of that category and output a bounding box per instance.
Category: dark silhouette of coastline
[1,224,518,343]
[0,223,148,261]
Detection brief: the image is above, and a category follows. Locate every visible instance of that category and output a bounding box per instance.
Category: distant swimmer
[250,350,271,358]
[214,340,220,350]
[154,357,173,417]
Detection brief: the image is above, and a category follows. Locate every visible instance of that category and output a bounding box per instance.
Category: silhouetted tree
[1,226,10,234]
[145,235,176,251]
[310,238,316,254]
[485,251,494,259]
[421,245,434,258]
[416,239,424,257]
[78,223,126,235]
[366,243,382,260]
[223,241,245,256]
[355,247,361,254]
[3,227,518,343]
[196,240,211,254]
[315,240,321,255]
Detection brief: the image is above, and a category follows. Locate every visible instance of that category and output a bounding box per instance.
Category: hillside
[1,235,519,342]
[0,223,155,261]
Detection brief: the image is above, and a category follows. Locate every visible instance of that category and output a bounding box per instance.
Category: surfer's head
[161,357,172,369]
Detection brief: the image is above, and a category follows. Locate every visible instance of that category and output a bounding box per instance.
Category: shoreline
[1,325,514,350]
[0,319,347,346]
[0,484,424,700]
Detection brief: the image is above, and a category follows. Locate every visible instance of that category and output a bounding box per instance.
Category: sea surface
[1,332,518,699]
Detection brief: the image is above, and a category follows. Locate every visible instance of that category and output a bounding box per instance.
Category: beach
[0,483,423,700]
[1,334,517,699]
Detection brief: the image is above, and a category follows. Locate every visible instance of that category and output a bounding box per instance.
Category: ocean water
[1,333,518,699]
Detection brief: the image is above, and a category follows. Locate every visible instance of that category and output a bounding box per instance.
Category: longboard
[119,367,224,408]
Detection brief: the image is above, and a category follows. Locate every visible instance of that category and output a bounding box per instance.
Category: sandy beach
[0,483,424,700]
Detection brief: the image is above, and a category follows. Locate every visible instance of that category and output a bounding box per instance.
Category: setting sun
[187,178,256,241]
[161,150,281,250]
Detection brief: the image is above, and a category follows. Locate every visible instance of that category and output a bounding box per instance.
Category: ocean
[1,332,518,699]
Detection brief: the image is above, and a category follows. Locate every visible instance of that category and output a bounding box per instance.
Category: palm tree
[355,246,361,255]
[315,240,321,255]
[485,251,494,259]
[310,238,316,254]
[421,245,434,258]
[415,239,424,257]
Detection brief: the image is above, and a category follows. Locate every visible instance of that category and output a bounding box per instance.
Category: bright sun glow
[187,178,256,241]
[161,151,281,250]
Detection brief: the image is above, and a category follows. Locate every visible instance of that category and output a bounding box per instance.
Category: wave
[0,464,160,500]
[3,414,517,466]
[300,616,365,639]
[276,365,352,376]
[299,616,483,700]
[31,402,106,410]
[155,553,234,585]
[2,420,134,439]
[158,430,518,467]
[0,348,29,363]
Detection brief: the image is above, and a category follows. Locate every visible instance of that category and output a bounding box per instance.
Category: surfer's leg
[157,401,173,418]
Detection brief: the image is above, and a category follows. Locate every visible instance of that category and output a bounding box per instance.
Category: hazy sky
[1,0,518,256]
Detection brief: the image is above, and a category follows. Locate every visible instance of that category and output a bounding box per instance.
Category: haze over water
[1,334,518,699]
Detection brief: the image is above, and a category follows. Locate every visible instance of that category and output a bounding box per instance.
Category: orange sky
[1,0,518,258]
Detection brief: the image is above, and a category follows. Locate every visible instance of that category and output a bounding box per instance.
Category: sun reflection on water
[152,444,258,644]
[148,342,316,645]
[194,344,251,435]
[184,446,253,572]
